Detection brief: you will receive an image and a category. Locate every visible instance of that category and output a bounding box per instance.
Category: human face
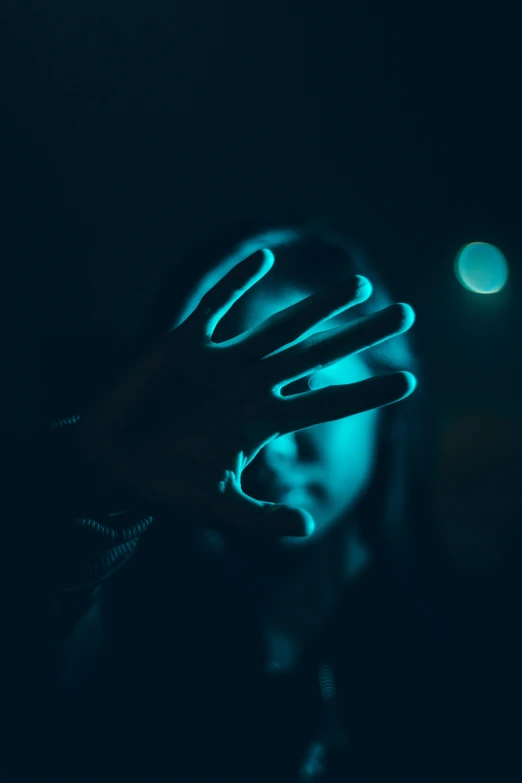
[240,281,381,539]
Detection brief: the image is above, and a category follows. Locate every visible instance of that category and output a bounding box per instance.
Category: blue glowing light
[455,242,508,294]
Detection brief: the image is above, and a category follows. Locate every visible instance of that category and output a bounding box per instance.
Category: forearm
[2,416,152,680]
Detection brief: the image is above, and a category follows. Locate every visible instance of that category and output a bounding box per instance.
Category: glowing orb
[455,242,508,294]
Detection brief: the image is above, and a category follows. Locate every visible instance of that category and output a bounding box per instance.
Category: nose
[263,433,299,469]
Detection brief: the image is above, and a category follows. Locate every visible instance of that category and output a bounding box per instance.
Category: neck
[194,521,372,672]
[259,522,372,672]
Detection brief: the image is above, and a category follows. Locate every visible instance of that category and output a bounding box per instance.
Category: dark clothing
[6,543,441,781]
[1,426,518,782]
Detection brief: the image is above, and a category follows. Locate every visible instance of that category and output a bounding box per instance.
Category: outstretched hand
[76,223,416,538]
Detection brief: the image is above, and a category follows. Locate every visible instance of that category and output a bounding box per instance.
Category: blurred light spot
[455,242,508,294]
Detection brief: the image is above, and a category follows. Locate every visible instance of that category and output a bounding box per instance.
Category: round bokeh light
[455,242,508,294]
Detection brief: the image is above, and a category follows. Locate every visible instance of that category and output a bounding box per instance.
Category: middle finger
[229,274,372,359]
[262,302,415,388]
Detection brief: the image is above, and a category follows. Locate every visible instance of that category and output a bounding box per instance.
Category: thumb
[216,471,315,538]
[261,503,316,538]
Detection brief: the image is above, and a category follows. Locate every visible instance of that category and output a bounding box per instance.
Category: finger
[189,248,275,339]
[141,218,303,340]
[229,274,373,359]
[275,371,417,434]
[213,470,316,538]
[264,303,415,388]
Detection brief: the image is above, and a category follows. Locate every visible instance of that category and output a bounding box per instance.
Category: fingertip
[395,302,416,331]
[398,370,418,398]
[266,504,316,537]
[260,247,275,269]
[353,275,373,300]
[242,248,275,288]
[299,510,316,537]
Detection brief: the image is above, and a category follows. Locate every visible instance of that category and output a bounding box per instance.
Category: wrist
[47,414,127,519]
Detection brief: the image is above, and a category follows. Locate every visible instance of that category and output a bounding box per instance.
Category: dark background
[1,2,521,567]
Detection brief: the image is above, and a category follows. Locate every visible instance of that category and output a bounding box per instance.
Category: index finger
[141,217,305,340]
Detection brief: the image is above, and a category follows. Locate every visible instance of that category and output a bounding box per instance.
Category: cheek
[310,410,380,498]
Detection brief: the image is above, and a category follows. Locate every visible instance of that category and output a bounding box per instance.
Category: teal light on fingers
[455,243,509,294]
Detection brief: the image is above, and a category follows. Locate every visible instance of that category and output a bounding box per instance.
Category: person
[3,219,444,783]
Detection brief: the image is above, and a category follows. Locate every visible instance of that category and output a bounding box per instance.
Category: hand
[76,223,416,538]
